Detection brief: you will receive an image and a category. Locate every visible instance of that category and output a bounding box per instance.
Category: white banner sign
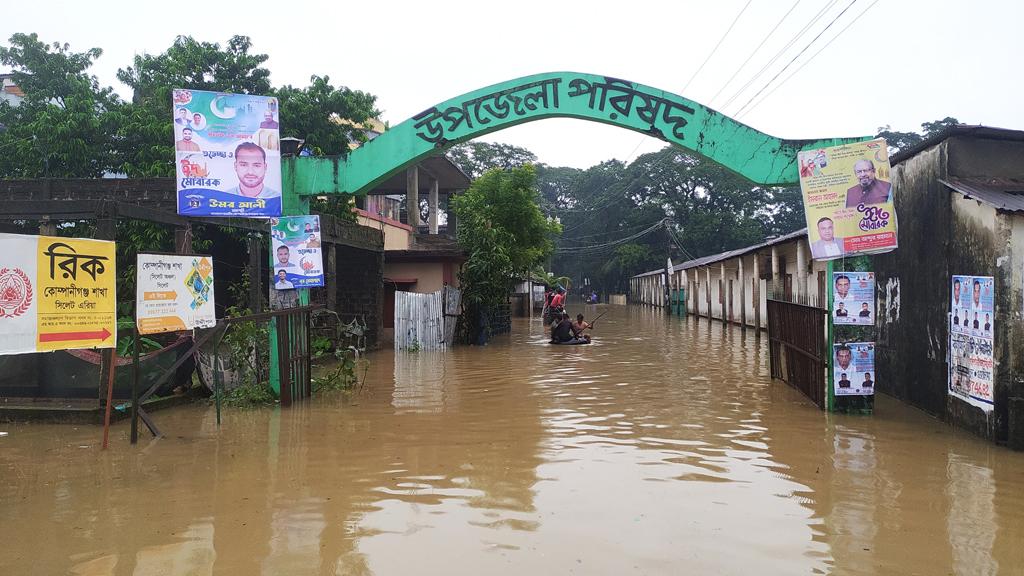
[136,254,216,335]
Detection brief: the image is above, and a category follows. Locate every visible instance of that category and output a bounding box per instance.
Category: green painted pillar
[269,158,312,395]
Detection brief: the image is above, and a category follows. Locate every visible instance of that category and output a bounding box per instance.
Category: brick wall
[333,246,384,349]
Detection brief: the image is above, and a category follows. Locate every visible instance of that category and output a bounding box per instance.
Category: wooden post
[406,166,420,228]
[248,234,262,313]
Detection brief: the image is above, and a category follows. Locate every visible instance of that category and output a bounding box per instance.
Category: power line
[680,0,755,94]
[556,219,666,254]
[732,0,860,118]
[707,0,804,108]
[739,0,880,119]
[716,0,835,110]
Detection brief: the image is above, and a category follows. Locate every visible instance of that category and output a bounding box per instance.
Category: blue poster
[832,271,875,325]
[271,216,324,289]
[173,89,281,218]
[833,342,875,396]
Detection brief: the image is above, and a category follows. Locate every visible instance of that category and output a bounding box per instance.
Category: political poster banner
[173,88,281,218]
[136,254,216,335]
[270,215,324,289]
[832,271,875,325]
[798,138,898,261]
[833,342,875,396]
[0,233,116,355]
[948,275,994,411]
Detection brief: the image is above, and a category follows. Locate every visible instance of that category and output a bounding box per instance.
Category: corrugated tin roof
[632,227,808,278]
[890,125,1024,165]
[940,177,1024,212]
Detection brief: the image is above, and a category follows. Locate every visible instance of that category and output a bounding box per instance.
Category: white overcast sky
[5,0,1023,168]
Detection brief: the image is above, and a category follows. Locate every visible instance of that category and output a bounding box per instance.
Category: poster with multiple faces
[173,89,282,218]
[833,342,875,396]
[948,275,994,412]
[798,138,898,261]
[271,215,324,290]
[832,271,874,325]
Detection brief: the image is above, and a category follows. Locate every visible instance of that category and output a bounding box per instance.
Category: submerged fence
[395,286,462,351]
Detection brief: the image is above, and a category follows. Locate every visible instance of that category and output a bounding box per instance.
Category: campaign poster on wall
[798,138,898,261]
[0,233,116,355]
[136,254,216,335]
[948,275,994,412]
[173,88,281,218]
[832,271,875,325]
[271,216,324,289]
[833,342,875,396]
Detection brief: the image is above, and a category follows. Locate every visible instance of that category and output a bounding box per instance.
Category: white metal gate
[395,286,462,350]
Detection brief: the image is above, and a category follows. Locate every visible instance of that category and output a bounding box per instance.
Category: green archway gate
[271,72,868,392]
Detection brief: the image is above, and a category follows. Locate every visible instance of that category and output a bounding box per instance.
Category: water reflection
[1,303,1023,574]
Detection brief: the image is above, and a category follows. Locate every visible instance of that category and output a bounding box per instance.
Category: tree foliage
[447,141,537,178]
[0,33,121,177]
[275,75,379,157]
[453,165,560,342]
[877,116,959,156]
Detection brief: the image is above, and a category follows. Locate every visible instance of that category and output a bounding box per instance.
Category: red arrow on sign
[39,327,112,343]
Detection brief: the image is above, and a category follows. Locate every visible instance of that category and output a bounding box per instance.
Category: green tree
[447,141,537,178]
[275,75,379,157]
[0,33,121,177]
[114,35,273,177]
[877,116,960,155]
[453,165,560,343]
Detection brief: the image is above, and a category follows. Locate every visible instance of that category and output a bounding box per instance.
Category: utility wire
[733,0,860,117]
[556,219,665,254]
[707,0,803,108]
[739,0,880,119]
[681,0,755,95]
[720,0,839,111]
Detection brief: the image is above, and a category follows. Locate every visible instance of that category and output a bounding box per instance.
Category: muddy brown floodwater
[2,303,1024,575]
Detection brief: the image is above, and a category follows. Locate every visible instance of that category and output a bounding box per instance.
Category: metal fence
[395,286,462,351]
[767,298,828,409]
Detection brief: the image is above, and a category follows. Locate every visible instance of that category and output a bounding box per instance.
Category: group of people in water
[544,287,598,344]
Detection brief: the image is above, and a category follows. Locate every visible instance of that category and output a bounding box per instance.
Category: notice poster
[0,233,116,355]
[833,271,875,325]
[833,342,875,396]
[271,215,324,289]
[799,138,898,261]
[136,254,216,335]
[173,88,281,218]
[948,275,994,411]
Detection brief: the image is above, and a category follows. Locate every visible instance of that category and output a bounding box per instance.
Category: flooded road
[3,303,1024,575]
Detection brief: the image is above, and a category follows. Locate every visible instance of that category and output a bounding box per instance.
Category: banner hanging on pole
[136,254,216,335]
[173,88,282,218]
[270,215,324,289]
[799,138,898,261]
[0,233,116,355]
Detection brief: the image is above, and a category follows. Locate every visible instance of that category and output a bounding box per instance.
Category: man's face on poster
[836,348,852,369]
[278,270,287,281]
[181,128,194,141]
[235,148,267,192]
[973,282,981,305]
[953,280,961,302]
[835,277,850,298]
[177,108,187,121]
[817,218,835,242]
[276,246,290,265]
[854,160,876,189]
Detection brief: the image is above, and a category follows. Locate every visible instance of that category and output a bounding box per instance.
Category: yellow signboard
[798,138,898,261]
[0,233,116,355]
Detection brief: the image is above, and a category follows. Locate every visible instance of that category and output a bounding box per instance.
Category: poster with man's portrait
[832,271,875,325]
[833,342,875,396]
[948,275,994,412]
[173,89,282,218]
[271,215,324,289]
[798,138,898,261]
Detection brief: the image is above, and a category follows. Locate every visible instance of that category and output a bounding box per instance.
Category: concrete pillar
[753,253,761,329]
[720,263,726,321]
[428,178,439,235]
[406,166,420,228]
[797,238,809,305]
[705,267,712,318]
[446,191,458,238]
[738,257,747,328]
[771,245,780,299]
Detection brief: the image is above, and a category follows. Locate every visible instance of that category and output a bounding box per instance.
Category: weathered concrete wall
[875,136,1024,443]
[335,246,384,349]
[874,142,953,422]
[1007,215,1024,449]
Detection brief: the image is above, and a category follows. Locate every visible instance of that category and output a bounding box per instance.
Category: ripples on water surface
[2,304,1023,575]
